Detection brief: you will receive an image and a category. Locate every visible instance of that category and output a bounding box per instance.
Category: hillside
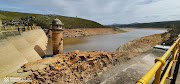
[0,10,105,28]
[111,20,180,28]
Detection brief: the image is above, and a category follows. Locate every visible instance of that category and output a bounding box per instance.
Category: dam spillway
[0,29,49,79]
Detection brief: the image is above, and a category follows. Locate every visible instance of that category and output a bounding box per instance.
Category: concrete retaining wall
[0,29,48,79]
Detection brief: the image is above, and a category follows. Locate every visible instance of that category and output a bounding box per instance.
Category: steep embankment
[117,33,170,53]
[0,10,105,28]
[0,29,48,81]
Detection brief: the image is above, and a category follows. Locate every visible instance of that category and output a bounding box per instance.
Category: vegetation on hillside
[112,20,180,28]
[0,10,106,28]
[163,25,180,45]
[0,11,39,20]
[31,15,105,28]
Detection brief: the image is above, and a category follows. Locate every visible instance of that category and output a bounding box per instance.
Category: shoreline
[120,27,167,30]
[44,28,131,38]
[63,28,130,37]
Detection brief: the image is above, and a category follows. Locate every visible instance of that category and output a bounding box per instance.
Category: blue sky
[0,0,180,25]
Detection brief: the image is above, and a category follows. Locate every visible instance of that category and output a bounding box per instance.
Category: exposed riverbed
[64,28,166,53]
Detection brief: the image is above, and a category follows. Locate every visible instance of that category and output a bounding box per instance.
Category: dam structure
[0,19,64,83]
[0,29,47,79]
[0,18,180,84]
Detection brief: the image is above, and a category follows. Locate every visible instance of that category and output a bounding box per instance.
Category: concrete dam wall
[0,29,48,78]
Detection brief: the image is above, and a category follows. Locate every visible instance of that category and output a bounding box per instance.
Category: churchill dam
[0,18,180,84]
[1,0,180,83]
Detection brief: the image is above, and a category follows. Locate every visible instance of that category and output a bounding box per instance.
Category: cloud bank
[0,0,180,24]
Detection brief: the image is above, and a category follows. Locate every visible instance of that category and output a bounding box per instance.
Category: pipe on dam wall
[0,29,49,79]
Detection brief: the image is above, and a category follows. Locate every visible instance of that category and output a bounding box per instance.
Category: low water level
[64,28,166,53]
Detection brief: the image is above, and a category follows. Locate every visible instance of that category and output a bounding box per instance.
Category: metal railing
[0,26,40,32]
[136,38,180,84]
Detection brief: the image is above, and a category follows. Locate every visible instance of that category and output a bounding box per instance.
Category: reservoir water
[64,28,166,53]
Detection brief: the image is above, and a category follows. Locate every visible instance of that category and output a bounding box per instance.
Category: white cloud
[1,0,180,24]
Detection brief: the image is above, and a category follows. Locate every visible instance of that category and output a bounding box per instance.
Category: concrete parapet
[25,27,28,31]
[28,27,31,30]
[15,26,41,32]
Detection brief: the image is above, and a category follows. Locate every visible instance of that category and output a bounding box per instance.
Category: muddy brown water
[64,28,166,53]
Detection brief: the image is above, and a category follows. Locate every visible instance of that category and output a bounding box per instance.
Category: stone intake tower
[51,19,64,55]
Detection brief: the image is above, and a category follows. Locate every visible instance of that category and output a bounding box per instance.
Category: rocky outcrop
[16,50,123,84]
[2,16,34,26]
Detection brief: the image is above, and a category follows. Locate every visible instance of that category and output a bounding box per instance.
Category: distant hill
[0,10,105,28]
[111,20,180,28]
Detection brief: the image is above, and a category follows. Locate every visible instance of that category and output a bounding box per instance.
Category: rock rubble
[3,16,34,26]
[16,51,122,84]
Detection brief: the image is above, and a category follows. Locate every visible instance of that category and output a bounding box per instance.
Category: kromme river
[64,28,166,53]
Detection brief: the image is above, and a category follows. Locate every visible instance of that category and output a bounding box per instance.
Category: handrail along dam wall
[0,29,49,79]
